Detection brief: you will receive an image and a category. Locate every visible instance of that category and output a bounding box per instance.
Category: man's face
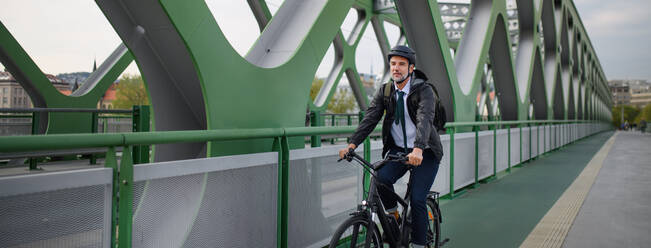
[390,56,414,83]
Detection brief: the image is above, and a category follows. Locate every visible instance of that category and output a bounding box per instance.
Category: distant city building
[359,72,378,100]
[98,83,118,109]
[0,70,70,109]
[609,79,651,108]
[0,55,121,110]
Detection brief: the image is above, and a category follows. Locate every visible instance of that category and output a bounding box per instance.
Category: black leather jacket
[350,69,443,161]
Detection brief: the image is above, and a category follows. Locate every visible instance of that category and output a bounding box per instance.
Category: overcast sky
[0,0,649,81]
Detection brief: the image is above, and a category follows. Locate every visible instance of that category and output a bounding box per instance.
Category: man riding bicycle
[339,45,443,247]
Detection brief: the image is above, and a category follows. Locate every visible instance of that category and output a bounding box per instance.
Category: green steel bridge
[2,1,645,248]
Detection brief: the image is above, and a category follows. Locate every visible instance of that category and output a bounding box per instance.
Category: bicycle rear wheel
[426,198,441,248]
[329,215,382,248]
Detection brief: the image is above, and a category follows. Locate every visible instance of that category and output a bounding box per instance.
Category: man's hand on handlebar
[407,148,423,166]
[339,144,357,160]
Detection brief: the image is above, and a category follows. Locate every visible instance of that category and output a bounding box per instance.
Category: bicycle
[329,149,449,248]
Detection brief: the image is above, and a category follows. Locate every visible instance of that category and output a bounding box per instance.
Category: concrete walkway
[562,131,651,247]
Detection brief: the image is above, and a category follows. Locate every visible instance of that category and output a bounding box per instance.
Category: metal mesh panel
[510,128,520,166]
[181,165,277,248]
[477,130,495,180]
[496,129,509,172]
[531,127,539,158]
[131,161,277,248]
[288,145,364,248]
[0,185,109,248]
[522,127,530,161]
[453,132,475,189]
[545,125,552,152]
[437,136,451,195]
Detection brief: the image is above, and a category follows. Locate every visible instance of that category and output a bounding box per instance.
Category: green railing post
[330,115,336,144]
[29,111,39,170]
[447,127,456,197]
[536,123,540,158]
[132,105,150,164]
[473,125,479,188]
[274,136,289,248]
[493,123,497,178]
[543,123,547,153]
[557,123,560,149]
[118,146,134,248]
[363,137,371,198]
[507,125,511,173]
[90,112,98,165]
[102,117,108,133]
[105,146,119,248]
[346,115,352,144]
[519,124,522,166]
[528,122,532,161]
[309,110,322,147]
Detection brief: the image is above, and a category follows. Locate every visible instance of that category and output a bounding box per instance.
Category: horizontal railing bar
[98,115,132,119]
[0,133,125,152]
[123,128,284,145]
[319,113,359,116]
[0,121,597,153]
[444,120,591,128]
[0,108,132,113]
[284,126,357,136]
[0,114,32,118]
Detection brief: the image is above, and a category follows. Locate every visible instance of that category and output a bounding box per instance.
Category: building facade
[0,71,70,109]
[609,79,651,108]
[0,70,117,109]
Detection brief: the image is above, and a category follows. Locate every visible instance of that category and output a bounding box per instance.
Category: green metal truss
[0,0,611,158]
[0,21,133,134]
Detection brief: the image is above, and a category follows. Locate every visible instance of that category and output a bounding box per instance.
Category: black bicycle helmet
[387,45,416,65]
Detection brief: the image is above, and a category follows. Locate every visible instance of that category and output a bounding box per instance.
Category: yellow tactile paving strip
[520,132,618,248]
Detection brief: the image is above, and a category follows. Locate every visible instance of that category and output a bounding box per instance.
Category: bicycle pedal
[439,238,450,246]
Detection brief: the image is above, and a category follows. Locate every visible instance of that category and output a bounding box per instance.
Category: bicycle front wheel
[329,215,382,248]
[426,198,441,248]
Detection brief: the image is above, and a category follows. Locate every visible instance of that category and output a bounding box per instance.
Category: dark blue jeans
[376,147,440,245]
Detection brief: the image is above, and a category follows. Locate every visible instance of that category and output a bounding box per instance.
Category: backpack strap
[428,82,440,100]
[384,82,392,98]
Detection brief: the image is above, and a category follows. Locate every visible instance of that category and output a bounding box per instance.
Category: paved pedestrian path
[438,131,616,247]
[561,131,651,248]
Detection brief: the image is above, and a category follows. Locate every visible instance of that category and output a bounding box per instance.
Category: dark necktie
[395,91,408,150]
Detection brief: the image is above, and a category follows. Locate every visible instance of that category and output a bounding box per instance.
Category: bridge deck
[561,131,651,247]
[438,130,651,247]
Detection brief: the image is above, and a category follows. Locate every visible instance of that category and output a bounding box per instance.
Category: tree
[328,87,357,113]
[113,74,150,109]
[636,104,651,122]
[309,77,357,113]
[309,77,324,102]
[611,105,640,128]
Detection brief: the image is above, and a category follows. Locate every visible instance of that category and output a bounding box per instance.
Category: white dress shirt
[390,77,416,149]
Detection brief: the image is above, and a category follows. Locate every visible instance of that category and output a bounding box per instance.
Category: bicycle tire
[426,198,441,248]
[329,215,382,248]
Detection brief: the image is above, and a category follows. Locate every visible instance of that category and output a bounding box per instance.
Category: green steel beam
[2,0,612,148]
[0,20,134,134]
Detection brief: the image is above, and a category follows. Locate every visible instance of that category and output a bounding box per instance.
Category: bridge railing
[0,120,611,248]
[0,106,149,169]
[0,107,134,135]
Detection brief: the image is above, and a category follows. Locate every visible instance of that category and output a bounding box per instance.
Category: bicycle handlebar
[338,149,409,171]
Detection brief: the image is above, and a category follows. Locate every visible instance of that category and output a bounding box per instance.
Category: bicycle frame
[345,151,416,247]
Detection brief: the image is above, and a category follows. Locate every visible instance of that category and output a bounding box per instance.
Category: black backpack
[383,82,447,132]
